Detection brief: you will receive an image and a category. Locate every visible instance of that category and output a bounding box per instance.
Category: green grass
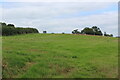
[2,33,118,78]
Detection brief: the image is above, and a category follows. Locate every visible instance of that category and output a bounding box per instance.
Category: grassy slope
[2,34,118,78]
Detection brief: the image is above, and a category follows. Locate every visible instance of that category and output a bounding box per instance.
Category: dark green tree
[92,26,103,35]
[81,26,103,36]
[43,31,47,33]
[1,22,39,36]
[72,29,81,34]
[104,32,113,37]
[81,27,94,35]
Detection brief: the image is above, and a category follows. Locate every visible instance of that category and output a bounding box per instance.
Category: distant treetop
[1,22,39,36]
[72,26,113,37]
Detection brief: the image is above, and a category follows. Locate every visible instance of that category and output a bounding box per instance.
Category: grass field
[2,33,118,78]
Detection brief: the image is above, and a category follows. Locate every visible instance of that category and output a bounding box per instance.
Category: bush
[104,32,113,37]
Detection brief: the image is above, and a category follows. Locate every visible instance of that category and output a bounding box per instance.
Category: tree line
[72,26,113,37]
[0,22,39,36]
[0,22,113,37]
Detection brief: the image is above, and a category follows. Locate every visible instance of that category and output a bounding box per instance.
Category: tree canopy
[72,29,81,34]
[1,22,39,36]
[81,26,103,36]
[72,26,113,37]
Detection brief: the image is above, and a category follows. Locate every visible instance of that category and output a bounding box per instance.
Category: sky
[0,0,119,2]
[0,1,118,36]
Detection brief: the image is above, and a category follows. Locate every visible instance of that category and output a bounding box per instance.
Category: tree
[7,24,15,28]
[104,32,113,37]
[1,22,39,36]
[104,32,107,36]
[92,26,103,35]
[72,29,81,34]
[1,22,6,27]
[43,31,47,33]
[81,27,94,35]
[110,34,113,37]
[81,26,103,36]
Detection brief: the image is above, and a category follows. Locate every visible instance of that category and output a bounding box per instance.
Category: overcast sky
[0,1,118,36]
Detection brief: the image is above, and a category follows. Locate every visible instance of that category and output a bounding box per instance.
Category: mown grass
[2,33,118,78]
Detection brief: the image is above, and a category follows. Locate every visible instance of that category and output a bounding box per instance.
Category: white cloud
[0,6,2,21]
[1,2,118,36]
[2,2,116,20]
[33,11,117,35]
